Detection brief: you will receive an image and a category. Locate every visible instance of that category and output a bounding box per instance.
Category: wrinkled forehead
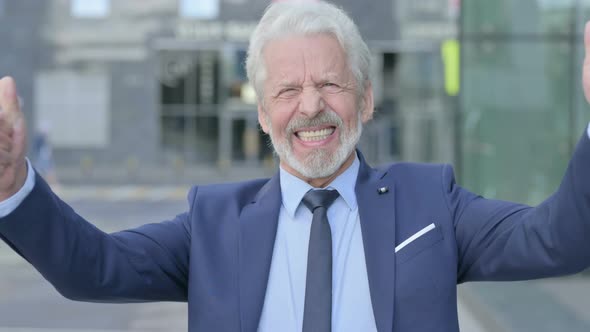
[261,33,352,84]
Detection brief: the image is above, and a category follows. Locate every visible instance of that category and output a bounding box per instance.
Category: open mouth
[295,126,336,142]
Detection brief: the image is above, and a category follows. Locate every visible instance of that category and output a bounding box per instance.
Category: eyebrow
[276,73,341,86]
[276,82,300,88]
[271,82,301,94]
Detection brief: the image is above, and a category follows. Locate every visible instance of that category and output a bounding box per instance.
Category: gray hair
[246,1,371,104]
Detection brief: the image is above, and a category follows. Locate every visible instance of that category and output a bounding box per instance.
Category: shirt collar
[279,153,360,218]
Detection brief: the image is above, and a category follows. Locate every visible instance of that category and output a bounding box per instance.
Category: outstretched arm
[0,174,193,302]
[0,78,192,302]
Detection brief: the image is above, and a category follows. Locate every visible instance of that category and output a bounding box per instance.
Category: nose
[298,87,325,118]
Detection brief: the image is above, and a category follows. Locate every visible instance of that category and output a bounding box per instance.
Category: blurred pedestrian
[32,121,59,190]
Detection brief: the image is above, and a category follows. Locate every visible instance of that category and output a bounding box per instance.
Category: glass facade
[460,0,589,204]
[157,46,271,167]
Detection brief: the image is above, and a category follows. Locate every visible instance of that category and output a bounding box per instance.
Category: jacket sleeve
[449,131,590,283]
[0,173,192,303]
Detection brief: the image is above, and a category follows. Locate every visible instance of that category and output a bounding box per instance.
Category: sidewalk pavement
[54,164,276,186]
[52,164,275,201]
[458,275,590,332]
[55,185,192,202]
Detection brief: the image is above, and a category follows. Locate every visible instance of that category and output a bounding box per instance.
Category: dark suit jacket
[2,133,590,332]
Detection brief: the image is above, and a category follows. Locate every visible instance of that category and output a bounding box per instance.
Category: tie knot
[302,189,339,212]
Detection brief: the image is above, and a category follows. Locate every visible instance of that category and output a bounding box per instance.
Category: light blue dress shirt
[258,155,377,332]
[0,158,35,217]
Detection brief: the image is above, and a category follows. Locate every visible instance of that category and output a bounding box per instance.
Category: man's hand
[0,77,28,201]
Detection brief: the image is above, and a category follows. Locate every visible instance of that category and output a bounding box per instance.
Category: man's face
[258,33,374,180]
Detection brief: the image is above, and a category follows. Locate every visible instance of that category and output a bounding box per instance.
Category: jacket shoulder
[380,161,453,182]
[186,177,271,209]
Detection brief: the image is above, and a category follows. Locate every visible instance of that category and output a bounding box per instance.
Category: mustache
[286,111,343,136]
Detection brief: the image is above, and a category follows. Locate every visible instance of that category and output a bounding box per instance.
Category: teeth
[297,128,335,141]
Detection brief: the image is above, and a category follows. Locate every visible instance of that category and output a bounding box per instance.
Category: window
[0,0,5,17]
[35,71,110,148]
[179,0,219,19]
[71,0,110,18]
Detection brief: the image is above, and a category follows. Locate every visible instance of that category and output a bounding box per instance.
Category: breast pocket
[394,223,448,326]
[395,223,444,265]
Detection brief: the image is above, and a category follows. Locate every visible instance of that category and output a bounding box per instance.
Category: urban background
[1,0,590,331]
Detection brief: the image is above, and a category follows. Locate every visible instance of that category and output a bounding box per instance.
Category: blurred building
[0,4,452,187]
[6,1,583,204]
[460,0,590,204]
[0,0,459,185]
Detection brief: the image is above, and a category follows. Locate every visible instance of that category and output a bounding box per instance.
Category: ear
[360,81,374,123]
[258,104,270,134]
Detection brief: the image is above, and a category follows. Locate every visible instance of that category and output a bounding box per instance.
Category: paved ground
[55,185,192,202]
[460,277,590,332]
[1,186,589,331]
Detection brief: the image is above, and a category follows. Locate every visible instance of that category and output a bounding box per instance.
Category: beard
[265,110,362,179]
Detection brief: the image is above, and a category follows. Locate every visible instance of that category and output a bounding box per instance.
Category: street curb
[54,185,191,202]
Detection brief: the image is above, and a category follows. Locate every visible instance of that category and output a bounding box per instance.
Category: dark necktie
[301,189,340,332]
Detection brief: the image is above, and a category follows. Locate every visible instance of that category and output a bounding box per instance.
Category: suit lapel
[238,173,282,332]
[356,153,396,332]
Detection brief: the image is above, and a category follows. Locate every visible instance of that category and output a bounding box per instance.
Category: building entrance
[157,43,271,168]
